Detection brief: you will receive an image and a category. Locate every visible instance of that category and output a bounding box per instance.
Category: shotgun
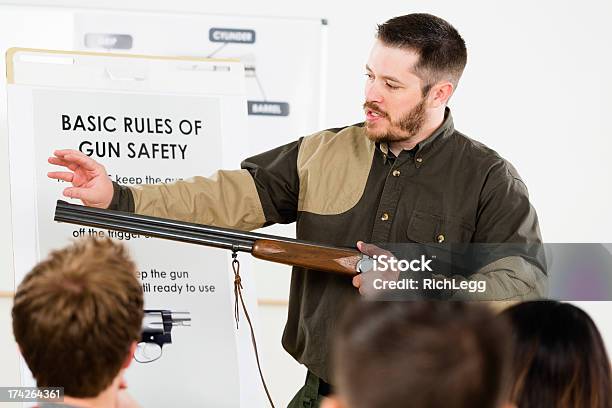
[54,200,372,275]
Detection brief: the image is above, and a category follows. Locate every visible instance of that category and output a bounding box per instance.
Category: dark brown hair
[377,13,467,94]
[502,301,612,408]
[332,301,512,408]
[12,238,144,398]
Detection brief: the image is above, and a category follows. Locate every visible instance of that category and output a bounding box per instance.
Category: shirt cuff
[108,181,135,212]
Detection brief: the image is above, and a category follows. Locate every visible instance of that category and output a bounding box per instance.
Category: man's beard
[363,98,427,143]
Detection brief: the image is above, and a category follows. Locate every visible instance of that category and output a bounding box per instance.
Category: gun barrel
[54,200,363,275]
[170,312,191,326]
[55,200,255,252]
[55,200,347,252]
[143,310,191,331]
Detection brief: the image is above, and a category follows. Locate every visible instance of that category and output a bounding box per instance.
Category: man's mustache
[363,102,388,118]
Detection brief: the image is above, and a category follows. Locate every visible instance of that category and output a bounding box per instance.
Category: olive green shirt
[110,109,545,383]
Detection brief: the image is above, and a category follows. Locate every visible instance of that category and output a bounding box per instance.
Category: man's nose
[365,82,383,103]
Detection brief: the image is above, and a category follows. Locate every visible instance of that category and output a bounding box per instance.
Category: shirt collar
[377,107,455,160]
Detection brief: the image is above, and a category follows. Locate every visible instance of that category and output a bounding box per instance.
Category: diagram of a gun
[136,309,191,363]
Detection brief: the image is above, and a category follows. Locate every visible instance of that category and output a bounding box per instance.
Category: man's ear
[320,395,347,408]
[122,341,138,369]
[427,81,454,108]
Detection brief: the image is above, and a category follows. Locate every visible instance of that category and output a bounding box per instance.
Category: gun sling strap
[232,250,276,408]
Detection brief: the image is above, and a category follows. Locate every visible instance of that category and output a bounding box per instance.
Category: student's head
[324,301,513,408]
[502,300,612,408]
[364,13,467,142]
[12,238,144,398]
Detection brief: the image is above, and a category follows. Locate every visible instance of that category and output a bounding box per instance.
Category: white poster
[31,89,239,406]
[7,87,236,406]
[7,42,260,404]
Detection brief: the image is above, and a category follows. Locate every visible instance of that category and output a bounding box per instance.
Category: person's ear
[115,341,138,391]
[122,341,138,369]
[320,395,347,408]
[427,81,454,108]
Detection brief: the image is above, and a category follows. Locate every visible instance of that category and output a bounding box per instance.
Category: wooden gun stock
[252,239,361,276]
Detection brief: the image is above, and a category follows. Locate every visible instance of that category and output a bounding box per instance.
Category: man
[48,13,545,406]
[321,301,515,408]
[12,238,143,408]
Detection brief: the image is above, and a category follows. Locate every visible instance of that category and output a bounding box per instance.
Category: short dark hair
[332,301,511,408]
[377,13,467,93]
[12,238,144,398]
[502,301,612,408]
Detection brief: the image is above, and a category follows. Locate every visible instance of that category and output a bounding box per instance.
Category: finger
[63,152,100,172]
[357,241,392,257]
[352,274,361,288]
[53,149,81,157]
[359,241,395,258]
[357,241,378,255]
[47,171,74,182]
[63,187,93,202]
[48,157,78,171]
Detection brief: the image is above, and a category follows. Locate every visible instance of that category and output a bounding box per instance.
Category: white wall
[1,1,611,406]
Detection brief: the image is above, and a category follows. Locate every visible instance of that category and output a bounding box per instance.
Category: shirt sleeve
[240,138,302,225]
[108,181,135,212]
[107,139,302,231]
[456,161,548,299]
[448,255,549,300]
[474,165,542,244]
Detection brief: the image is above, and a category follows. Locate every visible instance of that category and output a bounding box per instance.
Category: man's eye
[386,82,399,90]
[365,73,374,80]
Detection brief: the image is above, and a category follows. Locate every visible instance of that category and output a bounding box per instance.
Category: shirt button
[381,213,389,221]
[416,157,423,163]
[392,170,401,177]
[437,234,445,243]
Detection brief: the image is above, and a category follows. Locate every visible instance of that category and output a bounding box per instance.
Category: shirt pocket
[405,211,475,277]
[406,210,475,244]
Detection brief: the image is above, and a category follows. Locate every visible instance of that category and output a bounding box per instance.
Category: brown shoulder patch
[297,126,375,215]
